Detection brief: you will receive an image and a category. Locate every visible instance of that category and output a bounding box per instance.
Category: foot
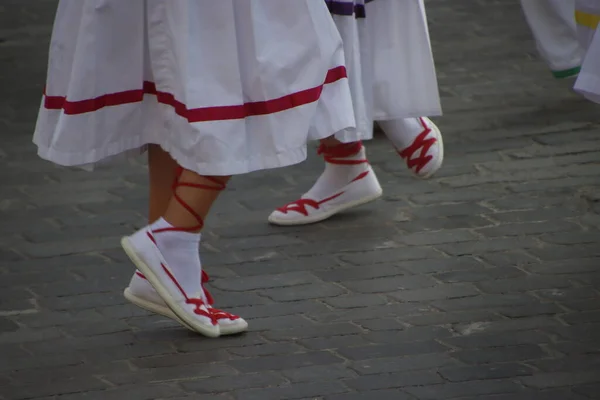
[268,142,382,226]
[121,226,220,337]
[380,117,444,179]
[124,271,248,335]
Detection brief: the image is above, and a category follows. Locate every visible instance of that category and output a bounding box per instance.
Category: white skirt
[574,0,600,103]
[325,0,442,142]
[33,0,356,176]
[519,0,584,76]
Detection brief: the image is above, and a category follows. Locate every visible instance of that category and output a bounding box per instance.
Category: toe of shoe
[221,318,249,335]
[268,210,301,225]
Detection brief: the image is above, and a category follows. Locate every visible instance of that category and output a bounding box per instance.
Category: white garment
[326,0,442,143]
[520,0,584,76]
[573,0,600,103]
[33,0,355,176]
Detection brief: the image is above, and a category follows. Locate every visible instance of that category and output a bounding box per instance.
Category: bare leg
[147,144,230,227]
[125,148,246,336]
[162,169,230,231]
[148,144,179,223]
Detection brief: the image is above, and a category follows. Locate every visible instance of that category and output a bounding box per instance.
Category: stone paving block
[452,344,549,365]
[402,310,503,327]
[229,299,330,319]
[390,283,481,302]
[228,351,344,373]
[299,334,370,351]
[431,293,540,311]
[282,363,356,383]
[339,247,444,265]
[439,363,535,383]
[77,386,187,400]
[313,264,405,282]
[341,275,438,293]
[477,220,581,238]
[476,275,575,294]
[364,326,452,345]
[397,215,494,232]
[404,380,526,399]
[104,363,237,386]
[573,383,600,399]
[181,371,286,393]
[234,381,349,400]
[259,282,346,302]
[531,354,600,373]
[441,330,552,350]
[498,303,565,318]
[210,271,317,292]
[398,256,485,274]
[353,318,405,331]
[173,331,266,353]
[520,370,600,389]
[434,266,527,283]
[307,303,427,324]
[350,353,459,375]
[336,341,450,361]
[485,208,582,223]
[452,316,563,335]
[325,389,415,400]
[324,293,388,309]
[9,361,131,386]
[436,237,541,256]
[1,376,108,400]
[248,314,316,332]
[344,370,443,391]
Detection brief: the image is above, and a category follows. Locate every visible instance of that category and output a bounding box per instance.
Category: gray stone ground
[1,1,600,399]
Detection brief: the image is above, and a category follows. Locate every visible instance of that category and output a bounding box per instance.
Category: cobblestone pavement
[1,1,600,399]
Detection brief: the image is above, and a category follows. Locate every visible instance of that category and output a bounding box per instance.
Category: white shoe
[268,143,382,226]
[383,117,444,179]
[124,271,248,335]
[121,229,221,338]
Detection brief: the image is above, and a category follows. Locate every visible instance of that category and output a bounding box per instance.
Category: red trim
[43,66,347,122]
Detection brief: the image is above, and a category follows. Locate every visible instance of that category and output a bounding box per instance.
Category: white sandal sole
[121,236,220,338]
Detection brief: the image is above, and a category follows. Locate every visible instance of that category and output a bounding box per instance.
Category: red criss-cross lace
[153,167,226,234]
[398,117,437,174]
[146,167,228,325]
[276,142,369,216]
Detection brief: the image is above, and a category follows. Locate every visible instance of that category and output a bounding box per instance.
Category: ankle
[318,141,363,159]
[150,218,201,246]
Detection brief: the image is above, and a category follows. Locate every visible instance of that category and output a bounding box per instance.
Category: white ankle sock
[304,145,369,200]
[378,117,426,150]
[148,218,203,299]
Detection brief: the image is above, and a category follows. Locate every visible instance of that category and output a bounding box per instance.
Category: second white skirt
[325,0,442,142]
[574,1,600,104]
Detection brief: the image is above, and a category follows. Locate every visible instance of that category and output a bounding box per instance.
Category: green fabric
[552,66,581,79]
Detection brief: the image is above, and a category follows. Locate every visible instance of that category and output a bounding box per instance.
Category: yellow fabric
[575,10,600,29]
